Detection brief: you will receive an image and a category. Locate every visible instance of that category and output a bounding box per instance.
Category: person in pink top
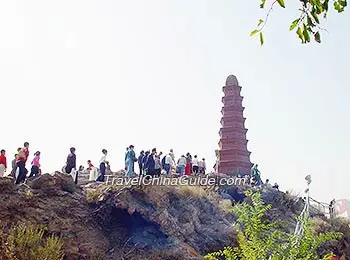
[29,151,41,178]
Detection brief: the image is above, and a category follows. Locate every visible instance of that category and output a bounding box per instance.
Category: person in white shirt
[192,155,199,174]
[198,158,206,174]
[169,149,176,166]
[164,153,173,177]
[97,149,108,182]
[177,155,187,176]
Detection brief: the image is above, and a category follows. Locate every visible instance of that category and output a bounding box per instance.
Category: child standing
[87,160,94,170]
[29,151,41,178]
[87,160,98,181]
[0,150,7,177]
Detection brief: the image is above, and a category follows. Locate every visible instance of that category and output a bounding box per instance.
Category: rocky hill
[0,173,349,260]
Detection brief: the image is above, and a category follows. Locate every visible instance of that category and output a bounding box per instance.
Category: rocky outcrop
[0,174,109,259]
[89,184,236,259]
[0,173,349,259]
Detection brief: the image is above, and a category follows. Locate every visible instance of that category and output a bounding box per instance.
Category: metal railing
[309,197,331,218]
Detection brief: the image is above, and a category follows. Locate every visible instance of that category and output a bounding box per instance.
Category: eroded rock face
[0,174,349,259]
[90,185,236,259]
[0,174,109,260]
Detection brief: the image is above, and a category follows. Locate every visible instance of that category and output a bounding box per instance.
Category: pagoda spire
[217,75,253,175]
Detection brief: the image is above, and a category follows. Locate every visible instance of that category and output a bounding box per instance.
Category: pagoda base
[218,161,253,175]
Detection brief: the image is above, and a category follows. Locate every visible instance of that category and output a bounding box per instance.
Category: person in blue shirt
[125,145,136,178]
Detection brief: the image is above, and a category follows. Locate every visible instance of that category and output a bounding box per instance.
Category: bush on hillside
[0,224,64,260]
[205,190,342,260]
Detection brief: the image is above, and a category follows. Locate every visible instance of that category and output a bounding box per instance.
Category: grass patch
[0,224,64,260]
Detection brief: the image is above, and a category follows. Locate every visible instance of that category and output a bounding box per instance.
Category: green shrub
[205,190,342,260]
[0,224,64,260]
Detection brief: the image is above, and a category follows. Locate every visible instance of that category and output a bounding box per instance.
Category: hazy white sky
[0,0,349,202]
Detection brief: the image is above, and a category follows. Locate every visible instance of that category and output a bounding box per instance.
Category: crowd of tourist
[0,142,35,184]
[131,147,207,178]
[0,142,282,193]
[0,142,284,191]
[0,143,209,185]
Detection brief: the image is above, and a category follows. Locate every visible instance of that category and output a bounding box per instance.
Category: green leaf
[334,0,346,12]
[250,30,259,36]
[323,0,329,12]
[296,27,304,43]
[311,10,320,23]
[289,19,300,31]
[259,32,264,45]
[258,19,264,26]
[314,31,321,43]
[303,24,311,43]
[260,0,267,8]
[315,0,324,12]
[277,0,286,8]
[307,16,314,27]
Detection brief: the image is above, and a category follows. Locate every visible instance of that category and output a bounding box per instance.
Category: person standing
[97,149,108,182]
[177,155,186,176]
[185,153,192,176]
[0,149,7,177]
[164,153,173,177]
[198,158,206,174]
[251,164,262,186]
[87,160,97,181]
[124,147,129,171]
[329,199,336,219]
[192,155,199,174]
[87,160,94,170]
[145,148,156,177]
[65,147,77,184]
[11,154,17,178]
[29,151,41,178]
[169,149,175,163]
[142,151,150,175]
[106,161,112,174]
[125,145,136,178]
[23,142,29,163]
[138,151,145,176]
[23,142,30,175]
[154,152,162,177]
[15,147,27,184]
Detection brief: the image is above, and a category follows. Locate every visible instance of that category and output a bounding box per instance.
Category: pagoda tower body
[218,75,253,175]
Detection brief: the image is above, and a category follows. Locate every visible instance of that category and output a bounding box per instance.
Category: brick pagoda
[217,75,253,175]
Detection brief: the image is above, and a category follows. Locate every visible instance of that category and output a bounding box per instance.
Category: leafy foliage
[205,190,342,260]
[0,224,64,260]
[251,0,347,45]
